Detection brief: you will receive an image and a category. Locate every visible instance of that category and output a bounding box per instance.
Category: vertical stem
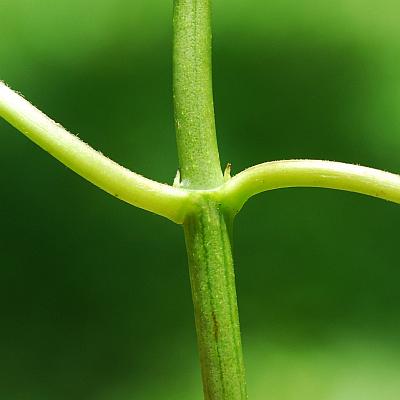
[173,1,247,399]
[173,0,223,189]
[184,197,247,399]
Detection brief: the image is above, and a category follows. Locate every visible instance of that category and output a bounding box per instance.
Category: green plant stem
[221,160,400,214]
[0,81,190,223]
[173,1,247,399]
[173,0,223,189]
[184,196,246,400]
[4,7,400,397]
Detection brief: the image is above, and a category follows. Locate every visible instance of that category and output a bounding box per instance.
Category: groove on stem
[184,197,247,400]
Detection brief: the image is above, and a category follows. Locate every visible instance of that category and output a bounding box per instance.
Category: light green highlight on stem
[221,159,400,214]
[173,0,223,189]
[0,81,190,224]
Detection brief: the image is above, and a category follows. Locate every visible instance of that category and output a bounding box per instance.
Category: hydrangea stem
[173,1,247,398]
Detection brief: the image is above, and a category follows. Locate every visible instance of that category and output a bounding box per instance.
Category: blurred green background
[1,0,400,399]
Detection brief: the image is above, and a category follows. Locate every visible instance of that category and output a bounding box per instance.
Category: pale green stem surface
[0,81,190,223]
[222,160,400,214]
[173,0,223,189]
[173,1,247,399]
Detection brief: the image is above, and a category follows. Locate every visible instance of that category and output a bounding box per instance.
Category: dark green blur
[1,1,400,399]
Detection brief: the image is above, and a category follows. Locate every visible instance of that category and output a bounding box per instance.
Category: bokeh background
[1,1,400,399]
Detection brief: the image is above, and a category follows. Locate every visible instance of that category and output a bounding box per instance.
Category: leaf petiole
[0,81,191,223]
